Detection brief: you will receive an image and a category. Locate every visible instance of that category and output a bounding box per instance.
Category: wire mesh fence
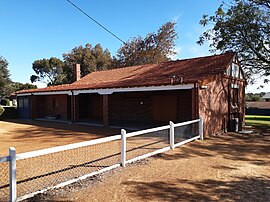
[1,118,202,201]
[16,138,121,199]
[126,128,170,161]
[0,161,9,201]
[174,121,199,144]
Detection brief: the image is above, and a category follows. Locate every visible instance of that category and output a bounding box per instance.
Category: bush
[0,98,11,106]
[6,99,10,106]
[0,105,5,117]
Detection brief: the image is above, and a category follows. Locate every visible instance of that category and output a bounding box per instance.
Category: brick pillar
[103,95,109,127]
[31,95,36,119]
[71,94,78,122]
[192,83,199,119]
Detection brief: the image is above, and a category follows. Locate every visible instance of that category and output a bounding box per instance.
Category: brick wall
[108,90,193,124]
[73,95,79,122]
[103,95,109,126]
[31,95,37,119]
[109,92,152,122]
[34,95,69,120]
[199,76,245,136]
[177,90,193,122]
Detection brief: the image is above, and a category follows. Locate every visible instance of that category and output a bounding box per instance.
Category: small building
[262,92,270,102]
[16,52,246,136]
[246,102,270,116]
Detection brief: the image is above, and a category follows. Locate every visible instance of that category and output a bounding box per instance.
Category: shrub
[6,99,10,106]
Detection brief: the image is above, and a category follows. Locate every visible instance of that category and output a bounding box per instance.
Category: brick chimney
[73,64,81,81]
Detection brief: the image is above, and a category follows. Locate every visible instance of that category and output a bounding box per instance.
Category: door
[18,97,29,119]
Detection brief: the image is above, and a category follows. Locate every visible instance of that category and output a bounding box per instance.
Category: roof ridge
[90,63,151,74]
[171,52,235,63]
[87,52,235,75]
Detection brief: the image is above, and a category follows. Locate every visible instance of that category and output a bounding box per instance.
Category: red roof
[16,52,235,94]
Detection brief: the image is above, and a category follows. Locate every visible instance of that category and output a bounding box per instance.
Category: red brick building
[16,52,246,136]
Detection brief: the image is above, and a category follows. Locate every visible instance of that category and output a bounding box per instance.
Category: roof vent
[170,75,183,85]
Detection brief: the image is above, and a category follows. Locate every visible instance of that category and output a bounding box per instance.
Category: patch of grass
[245,115,270,127]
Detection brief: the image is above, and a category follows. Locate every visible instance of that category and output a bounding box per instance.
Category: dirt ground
[0,120,120,156]
[29,126,270,202]
[1,120,269,201]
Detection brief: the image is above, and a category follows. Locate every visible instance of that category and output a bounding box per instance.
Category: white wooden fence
[0,117,203,202]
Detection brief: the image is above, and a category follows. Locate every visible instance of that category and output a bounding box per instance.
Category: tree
[114,21,178,67]
[245,92,266,101]
[11,82,37,92]
[0,56,12,97]
[197,0,270,81]
[30,57,66,86]
[63,43,112,80]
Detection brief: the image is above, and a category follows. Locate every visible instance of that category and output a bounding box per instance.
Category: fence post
[169,121,175,149]
[121,129,126,167]
[9,147,16,202]
[199,116,204,140]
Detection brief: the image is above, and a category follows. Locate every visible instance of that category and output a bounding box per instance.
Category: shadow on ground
[154,131,270,166]
[2,119,120,141]
[123,176,270,201]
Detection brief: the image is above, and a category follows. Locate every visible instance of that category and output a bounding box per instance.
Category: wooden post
[199,116,204,140]
[170,121,175,149]
[121,129,126,167]
[9,147,16,202]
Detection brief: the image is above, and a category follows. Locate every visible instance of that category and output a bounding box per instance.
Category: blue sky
[0,0,268,92]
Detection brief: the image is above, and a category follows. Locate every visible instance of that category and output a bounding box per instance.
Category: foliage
[6,99,10,106]
[0,105,4,117]
[29,22,177,85]
[63,43,112,81]
[30,57,66,86]
[245,92,266,101]
[198,0,270,81]
[0,56,12,97]
[114,21,178,67]
[12,82,37,91]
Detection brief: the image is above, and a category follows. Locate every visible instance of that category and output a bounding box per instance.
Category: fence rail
[17,134,122,161]
[0,117,203,202]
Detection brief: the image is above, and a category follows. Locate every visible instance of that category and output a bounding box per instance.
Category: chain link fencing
[0,118,202,201]
[174,121,199,144]
[16,138,121,199]
[126,127,170,161]
[0,161,9,201]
